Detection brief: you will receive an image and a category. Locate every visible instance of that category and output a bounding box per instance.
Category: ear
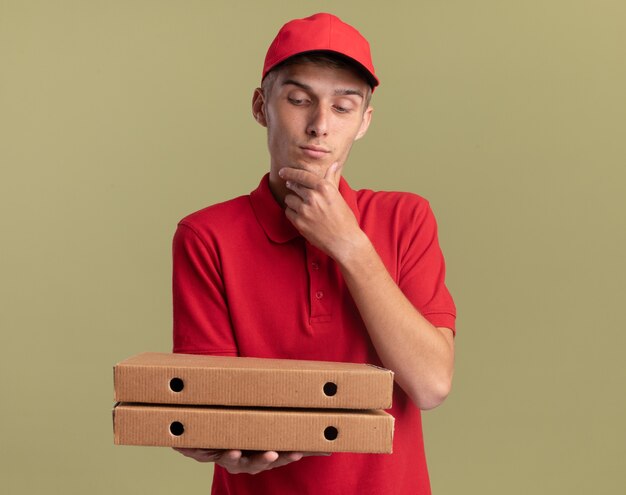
[354,106,373,141]
[251,88,268,127]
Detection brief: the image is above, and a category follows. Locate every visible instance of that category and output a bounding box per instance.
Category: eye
[333,98,357,114]
[288,97,308,106]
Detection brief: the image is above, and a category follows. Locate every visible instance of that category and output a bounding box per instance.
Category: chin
[292,161,326,174]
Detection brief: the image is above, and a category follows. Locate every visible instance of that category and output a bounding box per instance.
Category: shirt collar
[249,173,361,244]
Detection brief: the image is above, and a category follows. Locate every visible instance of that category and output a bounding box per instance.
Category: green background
[1,1,625,493]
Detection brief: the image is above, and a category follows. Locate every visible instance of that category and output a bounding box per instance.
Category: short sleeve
[172,222,239,355]
[398,201,457,334]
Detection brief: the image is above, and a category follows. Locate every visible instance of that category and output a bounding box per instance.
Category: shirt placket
[305,243,333,324]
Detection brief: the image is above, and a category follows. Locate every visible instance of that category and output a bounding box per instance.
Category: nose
[306,106,329,137]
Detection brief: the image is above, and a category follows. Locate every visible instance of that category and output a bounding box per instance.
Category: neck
[268,171,289,208]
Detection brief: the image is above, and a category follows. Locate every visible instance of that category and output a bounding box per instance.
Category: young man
[172,13,456,494]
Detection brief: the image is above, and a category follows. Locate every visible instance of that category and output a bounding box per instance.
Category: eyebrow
[282,79,364,99]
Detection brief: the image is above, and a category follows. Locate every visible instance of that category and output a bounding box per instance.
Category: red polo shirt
[173,174,456,494]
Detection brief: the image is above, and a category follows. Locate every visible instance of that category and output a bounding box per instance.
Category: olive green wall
[1,1,624,493]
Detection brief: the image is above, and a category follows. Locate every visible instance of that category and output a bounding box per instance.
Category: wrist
[333,230,373,269]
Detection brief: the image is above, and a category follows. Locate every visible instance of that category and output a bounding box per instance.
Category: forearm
[336,232,455,410]
[278,165,454,408]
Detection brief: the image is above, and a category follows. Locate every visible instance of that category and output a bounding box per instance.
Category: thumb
[324,162,341,186]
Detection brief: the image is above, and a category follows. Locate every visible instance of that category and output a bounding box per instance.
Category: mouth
[299,145,331,160]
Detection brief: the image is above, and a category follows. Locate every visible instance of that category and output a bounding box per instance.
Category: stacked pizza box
[113,352,395,453]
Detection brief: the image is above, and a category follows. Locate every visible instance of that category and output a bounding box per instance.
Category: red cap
[262,13,379,89]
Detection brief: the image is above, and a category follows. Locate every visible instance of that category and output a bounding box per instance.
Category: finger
[261,451,280,463]
[263,451,326,470]
[323,162,341,184]
[285,181,312,202]
[197,450,223,462]
[279,167,319,188]
[258,452,304,471]
[284,452,305,462]
[247,450,279,469]
[219,450,243,465]
[235,451,280,475]
[284,206,297,225]
[284,193,303,212]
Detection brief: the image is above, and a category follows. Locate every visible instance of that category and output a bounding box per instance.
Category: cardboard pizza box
[113,403,394,453]
[114,352,394,410]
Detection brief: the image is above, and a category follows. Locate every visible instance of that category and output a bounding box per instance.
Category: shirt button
[311,261,320,270]
[315,291,324,299]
